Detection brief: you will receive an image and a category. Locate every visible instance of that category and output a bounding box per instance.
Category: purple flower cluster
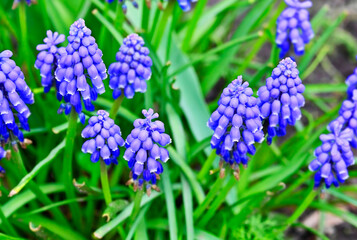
[0,147,7,173]
[258,57,305,144]
[106,0,138,13]
[276,0,314,58]
[309,90,357,189]
[309,121,354,189]
[12,0,37,9]
[0,50,34,143]
[35,30,65,93]
[177,0,197,12]
[55,19,107,123]
[208,76,264,177]
[81,110,125,165]
[124,109,171,191]
[108,34,152,99]
[345,58,357,100]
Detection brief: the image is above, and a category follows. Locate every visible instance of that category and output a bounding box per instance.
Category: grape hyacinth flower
[0,147,7,173]
[12,0,37,9]
[35,31,65,93]
[345,58,357,100]
[309,121,354,189]
[258,57,305,144]
[106,0,138,13]
[334,90,357,147]
[81,110,125,165]
[177,0,198,12]
[55,19,107,124]
[276,0,314,58]
[108,34,152,99]
[0,50,34,144]
[208,76,264,179]
[124,109,171,193]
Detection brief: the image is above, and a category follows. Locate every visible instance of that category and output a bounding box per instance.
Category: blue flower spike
[208,76,264,180]
[309,121,355,189]
[35,30,65,93]
[0,147,9,174]
[108,33,152,99]
[276,0,314,58]
[56,19,107,124]
[0,50,34,145]
[258,57,305,144]
[124,109,171,194]
[106,0,138,13]
[12,0,37,9]
[81,110,125,165]
[177,0,198,12]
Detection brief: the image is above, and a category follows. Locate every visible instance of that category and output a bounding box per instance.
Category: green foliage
[0,0,355,239]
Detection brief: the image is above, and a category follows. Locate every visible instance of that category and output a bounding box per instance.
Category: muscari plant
[35,30,65,93]
[276,0,314,58]
[1,0,356,239]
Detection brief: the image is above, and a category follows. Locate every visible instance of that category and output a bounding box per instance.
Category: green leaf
[0,184,64,224]
[9,140,65,197]
[103,199,130,222]
[328,188,357,207]
[93,192,161,239]
[167,146,205,203]
[201,0,275,95]
[311,201,357,228]
[0,233,25,240]
[162,166,178,240]
[125,204,150,240]
[194,229,222,240]
[299,11,347,73]
[19,215,86,240]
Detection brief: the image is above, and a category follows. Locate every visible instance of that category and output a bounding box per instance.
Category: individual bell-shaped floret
[81,110,125,165]
[309,121,355,189]
[177,0,198,12]
[0,50,34,144]
[108,34,152,99]
[0,147,7,173]
[124,109,171,193]
[257,57,305,144]
[35,30,65,93]
[208,76,264,179]
[55,18,107,124]
[276,0,314,58]
[106,0,138,13]
[333,90,357,147]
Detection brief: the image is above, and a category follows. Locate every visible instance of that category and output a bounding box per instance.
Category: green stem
[0,204,18,236]
[198,177,236,227]
[197,151,217,181]
[182,0,208,51]
[109,95,125,119]
[141,0,149,31]
[63,109,82,229]
[114,2,125,31]
[11,147,69,226]
[193,176,224,221]
[152,1,175,49]
[19,3,37,89]
[130,190,143,225]
[100,160,112,205]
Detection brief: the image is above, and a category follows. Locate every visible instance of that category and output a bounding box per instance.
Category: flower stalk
[63,109,82,228]
[100,160,112,205]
